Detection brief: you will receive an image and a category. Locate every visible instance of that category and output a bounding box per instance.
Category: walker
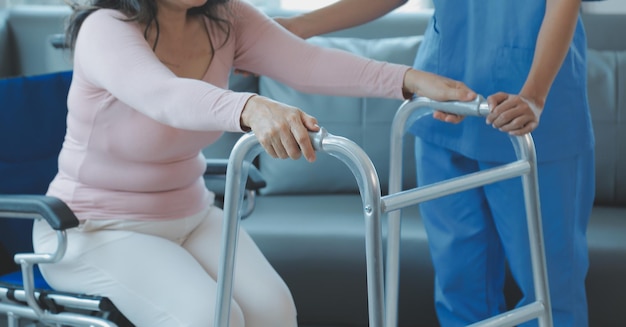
[213,96,553,327]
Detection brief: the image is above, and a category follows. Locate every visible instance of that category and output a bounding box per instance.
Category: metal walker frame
[384,97,553,327]
[213,96,553,327]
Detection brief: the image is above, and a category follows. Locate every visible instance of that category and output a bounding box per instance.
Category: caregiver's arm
[233,1,474,103]
[275,0,407,39]
[487,0,581,135]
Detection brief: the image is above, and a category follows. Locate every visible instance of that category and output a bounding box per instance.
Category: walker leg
[382,98,553,327]
[214,129,387,327]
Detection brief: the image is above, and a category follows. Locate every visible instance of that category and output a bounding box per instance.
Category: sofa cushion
[586,49,626,206]
[257,35,423,195]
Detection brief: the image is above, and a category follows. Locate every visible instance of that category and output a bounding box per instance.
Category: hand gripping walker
[214,127,387,327]
[213,96,552,327]
[384,96,553,327]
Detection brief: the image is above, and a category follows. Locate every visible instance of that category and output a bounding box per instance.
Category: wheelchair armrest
[0,195,80,318]
[204,158,266,191]
[0,195,79,231]
[204,159,265,219]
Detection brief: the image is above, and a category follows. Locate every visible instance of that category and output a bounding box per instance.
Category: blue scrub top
[409,0,595,163]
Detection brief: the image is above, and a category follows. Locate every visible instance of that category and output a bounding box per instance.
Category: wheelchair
[0,71,265,327]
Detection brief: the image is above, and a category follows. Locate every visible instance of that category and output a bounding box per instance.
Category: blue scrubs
[409,1,595,326]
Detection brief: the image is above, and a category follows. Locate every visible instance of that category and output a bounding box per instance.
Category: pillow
[257,35,423,195]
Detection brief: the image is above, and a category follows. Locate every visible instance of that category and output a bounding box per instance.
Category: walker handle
[419,95,490,117]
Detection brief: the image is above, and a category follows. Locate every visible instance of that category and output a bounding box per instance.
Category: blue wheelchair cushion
[0,266,51,290]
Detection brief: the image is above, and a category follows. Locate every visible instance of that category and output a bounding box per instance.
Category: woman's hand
[486,92,543,135]
[241,95,320,162]
[403,69,477,124]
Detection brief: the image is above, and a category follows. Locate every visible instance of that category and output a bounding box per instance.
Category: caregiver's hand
[486,92,543,135]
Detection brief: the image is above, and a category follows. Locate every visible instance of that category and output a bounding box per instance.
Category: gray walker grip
[416,94,490,117]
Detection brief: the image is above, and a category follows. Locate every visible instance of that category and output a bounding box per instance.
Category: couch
[1,5,625,327]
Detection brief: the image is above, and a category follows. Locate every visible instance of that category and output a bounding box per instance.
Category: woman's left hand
[403,69,477,124]
[486,92,543,135]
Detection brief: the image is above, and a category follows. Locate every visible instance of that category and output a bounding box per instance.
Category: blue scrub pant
[415,139,594,327]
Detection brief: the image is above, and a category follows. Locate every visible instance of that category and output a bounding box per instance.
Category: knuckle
[277,120,291,132]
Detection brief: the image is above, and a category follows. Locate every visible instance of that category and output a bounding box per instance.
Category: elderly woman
[32,0,475,326]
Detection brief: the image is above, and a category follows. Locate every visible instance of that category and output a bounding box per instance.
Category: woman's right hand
[241,96,320,162]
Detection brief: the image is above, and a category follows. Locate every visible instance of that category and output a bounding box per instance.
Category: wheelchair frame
[0,196,122,327]
[0,159,264,327]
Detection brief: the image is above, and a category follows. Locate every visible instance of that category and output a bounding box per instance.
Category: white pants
[32,205,297,327]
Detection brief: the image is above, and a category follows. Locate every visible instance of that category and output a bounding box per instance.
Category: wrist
[518,95,543,118]
[401,68,420,98]
[519,86,546,109]
[240,95,258,131]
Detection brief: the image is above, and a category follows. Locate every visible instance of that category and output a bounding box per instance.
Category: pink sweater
[48,0,410,221]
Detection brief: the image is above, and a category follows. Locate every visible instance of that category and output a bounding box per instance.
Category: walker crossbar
[384,96,552,327]
[214,128,386,327]
[382,161,531,213]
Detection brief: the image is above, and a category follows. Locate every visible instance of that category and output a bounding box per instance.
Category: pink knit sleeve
[73,9,252,132]
[231,1,410,99]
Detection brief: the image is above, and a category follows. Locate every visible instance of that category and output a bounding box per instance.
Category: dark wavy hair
[64,0,231,52]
